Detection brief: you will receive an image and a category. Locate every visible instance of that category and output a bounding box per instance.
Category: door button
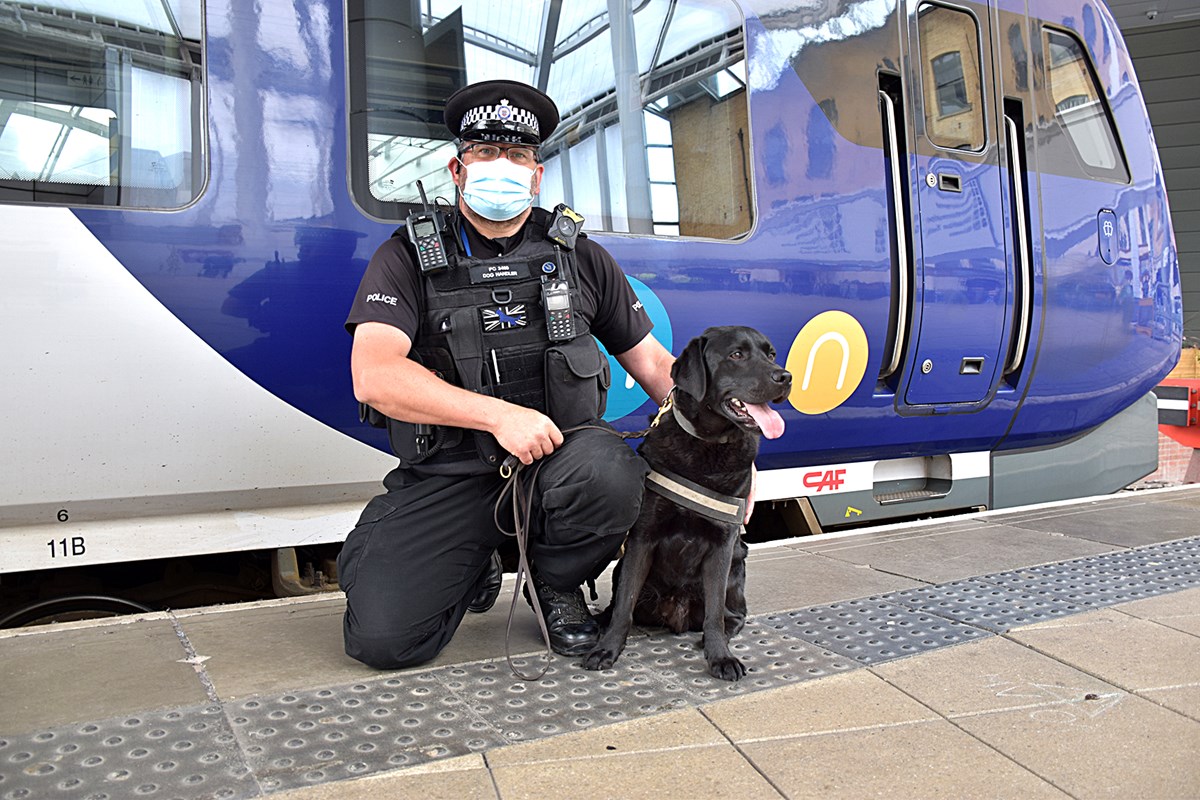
[1098,209,1117,265]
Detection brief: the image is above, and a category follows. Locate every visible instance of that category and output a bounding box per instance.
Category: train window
[0,1,204,208]
[917,4,985,151]
[1042,28,1129,183]
[347,0,751,239]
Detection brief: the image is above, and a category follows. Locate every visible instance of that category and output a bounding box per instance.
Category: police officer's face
[449,143,544,197]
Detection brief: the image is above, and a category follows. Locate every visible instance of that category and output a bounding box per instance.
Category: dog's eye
[729,350,744,360]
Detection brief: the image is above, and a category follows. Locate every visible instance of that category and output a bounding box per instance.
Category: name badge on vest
[469,262,531,284]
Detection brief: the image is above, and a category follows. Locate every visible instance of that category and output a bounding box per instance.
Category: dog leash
[494,452,554,681]
[492,401,672,681]
[492,390,758,680]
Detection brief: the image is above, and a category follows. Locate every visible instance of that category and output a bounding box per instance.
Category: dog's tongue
[746,402,785,439]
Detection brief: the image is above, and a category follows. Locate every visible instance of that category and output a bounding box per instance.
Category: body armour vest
[368,208,611,475]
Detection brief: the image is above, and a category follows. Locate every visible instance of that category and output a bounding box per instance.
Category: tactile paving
[440,654,689,744]
[3,535,1197,800]
[625,619,859,701]
[0,704,252,800]
[978,550,1190,608]
[887,578,1086,632]
[228,671,505,792]
[773,597,991,664]
[1114,538,1200,589]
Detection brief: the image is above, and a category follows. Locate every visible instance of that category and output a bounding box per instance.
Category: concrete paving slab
[1008,607,1129,629]
[174,597,378,699]
[486,707,724,766]
[490,742,780,799]
[1115,586,1200,638]
[175,593,546,697]
[871,636,1121,718]
[953,692,1200,799]
[0,619,207,731]
[1007,610,1200,692]
[1116,585,1200,617]
[1140,684,1200,721]
[270,754,497,800]
[1147,488,1200,512]
[998,497,1197,547]
[744,546,924,611]
[737,720,1069,799]
[788,519,984,555]
[786,522,1117,583]
[177,569,612,701]
[701,669,937,740]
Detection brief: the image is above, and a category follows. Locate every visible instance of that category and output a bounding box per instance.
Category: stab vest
[365,207,611,475]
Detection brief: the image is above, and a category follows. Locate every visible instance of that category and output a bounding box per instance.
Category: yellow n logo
[786,311,869,415]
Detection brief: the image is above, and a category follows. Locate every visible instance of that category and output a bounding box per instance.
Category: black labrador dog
[583,326,791,680]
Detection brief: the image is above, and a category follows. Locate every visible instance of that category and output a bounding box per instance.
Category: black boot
[467,551,504,614]
[526,570,599,656]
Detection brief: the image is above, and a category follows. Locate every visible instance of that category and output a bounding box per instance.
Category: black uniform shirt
[345,214,653,356]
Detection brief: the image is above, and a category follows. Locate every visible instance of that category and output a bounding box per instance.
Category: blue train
[0,0,1179,621]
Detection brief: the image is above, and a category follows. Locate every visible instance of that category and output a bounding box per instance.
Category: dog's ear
[672,335,708,400]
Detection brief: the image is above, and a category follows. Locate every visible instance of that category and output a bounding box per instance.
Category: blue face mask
[460,157,536,221]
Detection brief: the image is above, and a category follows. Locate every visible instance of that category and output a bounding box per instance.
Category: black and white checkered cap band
[458,99,539,135]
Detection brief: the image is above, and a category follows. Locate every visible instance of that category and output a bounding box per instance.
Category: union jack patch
[481,305,527,331]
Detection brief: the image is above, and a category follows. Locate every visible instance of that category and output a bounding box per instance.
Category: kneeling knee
[592,459,649,508]
[344,623,450,671]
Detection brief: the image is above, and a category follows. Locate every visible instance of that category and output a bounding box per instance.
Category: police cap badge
[444,80,560,146]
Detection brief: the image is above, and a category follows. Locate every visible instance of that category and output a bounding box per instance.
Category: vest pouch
[545,336,611,428]
[469,429,507,470]
[384,346,466,468]
[386,418,464,468]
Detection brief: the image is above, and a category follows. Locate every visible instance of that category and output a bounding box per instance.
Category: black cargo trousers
[338,423,649,670]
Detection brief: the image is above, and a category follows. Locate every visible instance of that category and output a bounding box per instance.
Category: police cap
[444,80,560,146]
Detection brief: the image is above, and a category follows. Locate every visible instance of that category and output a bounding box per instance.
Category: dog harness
[644,465,747,526]
[640,392,749,526]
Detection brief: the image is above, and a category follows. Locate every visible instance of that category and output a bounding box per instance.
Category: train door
[902,1,1011,407]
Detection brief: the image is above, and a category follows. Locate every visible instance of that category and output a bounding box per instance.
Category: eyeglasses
[459,143,539,166]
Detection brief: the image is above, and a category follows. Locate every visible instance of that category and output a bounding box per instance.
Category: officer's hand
[492,405,564,465]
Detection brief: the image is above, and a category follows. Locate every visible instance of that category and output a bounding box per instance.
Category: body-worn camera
[547,204,584,250]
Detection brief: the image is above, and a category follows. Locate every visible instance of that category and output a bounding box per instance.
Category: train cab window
[0,1,204,209]
[347,0,751,239]
[1042,28,1129,183]
[917,4,985,151]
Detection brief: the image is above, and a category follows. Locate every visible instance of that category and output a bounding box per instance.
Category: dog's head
[671,326,792,440]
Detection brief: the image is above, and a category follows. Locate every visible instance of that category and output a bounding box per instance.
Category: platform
[2,485,1199,799]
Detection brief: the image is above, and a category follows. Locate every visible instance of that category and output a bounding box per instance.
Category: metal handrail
[879,90,910,379]
[1004,115,1032,375]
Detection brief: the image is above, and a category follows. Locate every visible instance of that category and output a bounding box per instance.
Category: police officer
[340,80,675,669]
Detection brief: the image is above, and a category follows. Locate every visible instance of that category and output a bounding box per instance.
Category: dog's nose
[773,369,792,385]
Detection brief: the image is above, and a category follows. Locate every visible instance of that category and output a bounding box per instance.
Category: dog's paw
[582,647,618,671]
[708,655,746,682]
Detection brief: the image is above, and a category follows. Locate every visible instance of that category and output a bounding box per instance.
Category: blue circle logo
[541,261,556,274]
[596,276,672,422]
